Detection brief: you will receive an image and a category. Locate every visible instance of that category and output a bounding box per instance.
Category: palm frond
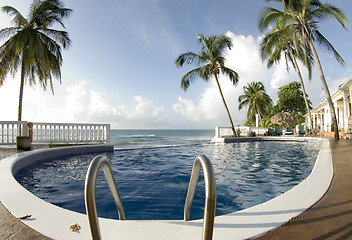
[175,52,202,68]
[311,3,348,29]
[0,27,18,41]
[220,66,239,85]
[313,30,345,66]
[1,6,28,27]
[30,0,72,29]
[258,7,283,32]
[41,28,71,49]
[180,67,204,91]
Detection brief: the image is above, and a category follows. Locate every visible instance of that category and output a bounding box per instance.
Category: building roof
[310,77,352,113]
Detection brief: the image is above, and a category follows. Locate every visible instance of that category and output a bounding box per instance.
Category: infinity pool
[16,141,320,220]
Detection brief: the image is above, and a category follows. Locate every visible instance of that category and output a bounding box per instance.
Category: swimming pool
[15,140,320,221]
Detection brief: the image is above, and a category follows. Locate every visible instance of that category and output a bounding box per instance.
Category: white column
[307,114,311,129]
[328,107,332,132]
[325,107,329,132]
[343,91,350,132]
[350,85,352,111]
[334,102,339,128]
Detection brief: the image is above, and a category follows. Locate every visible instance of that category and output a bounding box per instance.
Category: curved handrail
[184,155,216,240]
[85,155,125,240]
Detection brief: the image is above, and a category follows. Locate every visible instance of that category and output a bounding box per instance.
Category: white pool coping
[0,138,332,240]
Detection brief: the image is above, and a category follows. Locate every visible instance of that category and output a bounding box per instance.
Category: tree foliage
[273,81,312,124]
[260,0,349,139]
[0,0,72,121]
[175,34,239,135]
[277,81,311,114]
[238,82,272,126]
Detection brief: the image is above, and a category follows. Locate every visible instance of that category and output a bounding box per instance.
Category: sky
[0,0,351,129]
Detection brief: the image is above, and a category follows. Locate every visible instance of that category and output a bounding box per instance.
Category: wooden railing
[0,121,110,145]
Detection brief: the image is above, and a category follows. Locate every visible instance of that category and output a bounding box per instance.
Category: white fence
[214,126,268,138]
[0,121,110,145]
[0,121,29,145]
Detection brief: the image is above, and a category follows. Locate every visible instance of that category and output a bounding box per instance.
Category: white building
[306,77,352,134]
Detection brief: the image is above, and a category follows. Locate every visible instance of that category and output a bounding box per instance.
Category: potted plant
[16,136,31,150]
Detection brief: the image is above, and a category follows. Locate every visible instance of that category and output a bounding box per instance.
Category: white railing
[31,122,110,144]
[0,121,29,145]
[0,121,110,145]
[214,126,268,139]
[251,127,270,135]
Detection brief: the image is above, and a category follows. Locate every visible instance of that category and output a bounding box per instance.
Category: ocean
[110,129,215,149]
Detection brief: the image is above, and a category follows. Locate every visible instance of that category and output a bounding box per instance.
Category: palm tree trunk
[307,40,339,140]
[288,49,313,132]
[18,64,25,122]
[214,74,236,136]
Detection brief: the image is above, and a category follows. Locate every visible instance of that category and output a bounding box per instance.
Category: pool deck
[0,144,51,240]
[0,139,351,240]
[253,138,352,240]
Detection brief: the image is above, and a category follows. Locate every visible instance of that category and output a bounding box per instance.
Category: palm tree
[259,0,349,139]
[175,34,239,135]
[0,0,72,121]
[259,22,314,131]
[238,81,273,127]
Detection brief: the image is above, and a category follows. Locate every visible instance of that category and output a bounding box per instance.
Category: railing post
[22,121,29,136]
[106,124,111,144]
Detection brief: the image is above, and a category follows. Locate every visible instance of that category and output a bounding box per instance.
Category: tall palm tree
[175,34,239,135]
[259,0,349,139]
[259,22,314,131]
[238,81,273,126]
[0,0,72,121]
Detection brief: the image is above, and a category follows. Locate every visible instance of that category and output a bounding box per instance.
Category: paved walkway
[0,140,351,240]
[254,139,352,240]
[0,145,51,240]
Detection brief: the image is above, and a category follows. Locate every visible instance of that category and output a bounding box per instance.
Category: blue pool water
[16,135,321,221]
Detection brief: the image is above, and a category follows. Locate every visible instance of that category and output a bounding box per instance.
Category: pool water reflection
[16,141,320,220]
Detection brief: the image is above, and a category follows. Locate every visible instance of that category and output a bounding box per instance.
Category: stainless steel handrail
[85,154,216,240]
[85,155,125,240]
[184,155,216,240]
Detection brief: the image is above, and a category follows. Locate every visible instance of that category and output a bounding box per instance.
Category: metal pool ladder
[84,154,216,240]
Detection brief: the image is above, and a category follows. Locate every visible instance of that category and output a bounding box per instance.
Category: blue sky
[0,0,351,129]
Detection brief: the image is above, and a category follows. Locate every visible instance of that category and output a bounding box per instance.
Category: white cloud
[171,31,331,127]
[173,97,203,121]
[0,78,168,129]
[172,32,271,126]
[0,30,336,129]
[125,96,165,121]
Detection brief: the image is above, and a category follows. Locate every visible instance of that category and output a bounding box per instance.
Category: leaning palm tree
[238,81,273,127]
[175,34,239,135]
[259,22,314,131]
[259,0,349,140]
[0,0,72,121]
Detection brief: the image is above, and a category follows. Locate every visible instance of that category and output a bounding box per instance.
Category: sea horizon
[110,129,215,149]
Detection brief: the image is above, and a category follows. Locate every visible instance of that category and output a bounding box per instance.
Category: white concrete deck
[0,139,332,240]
